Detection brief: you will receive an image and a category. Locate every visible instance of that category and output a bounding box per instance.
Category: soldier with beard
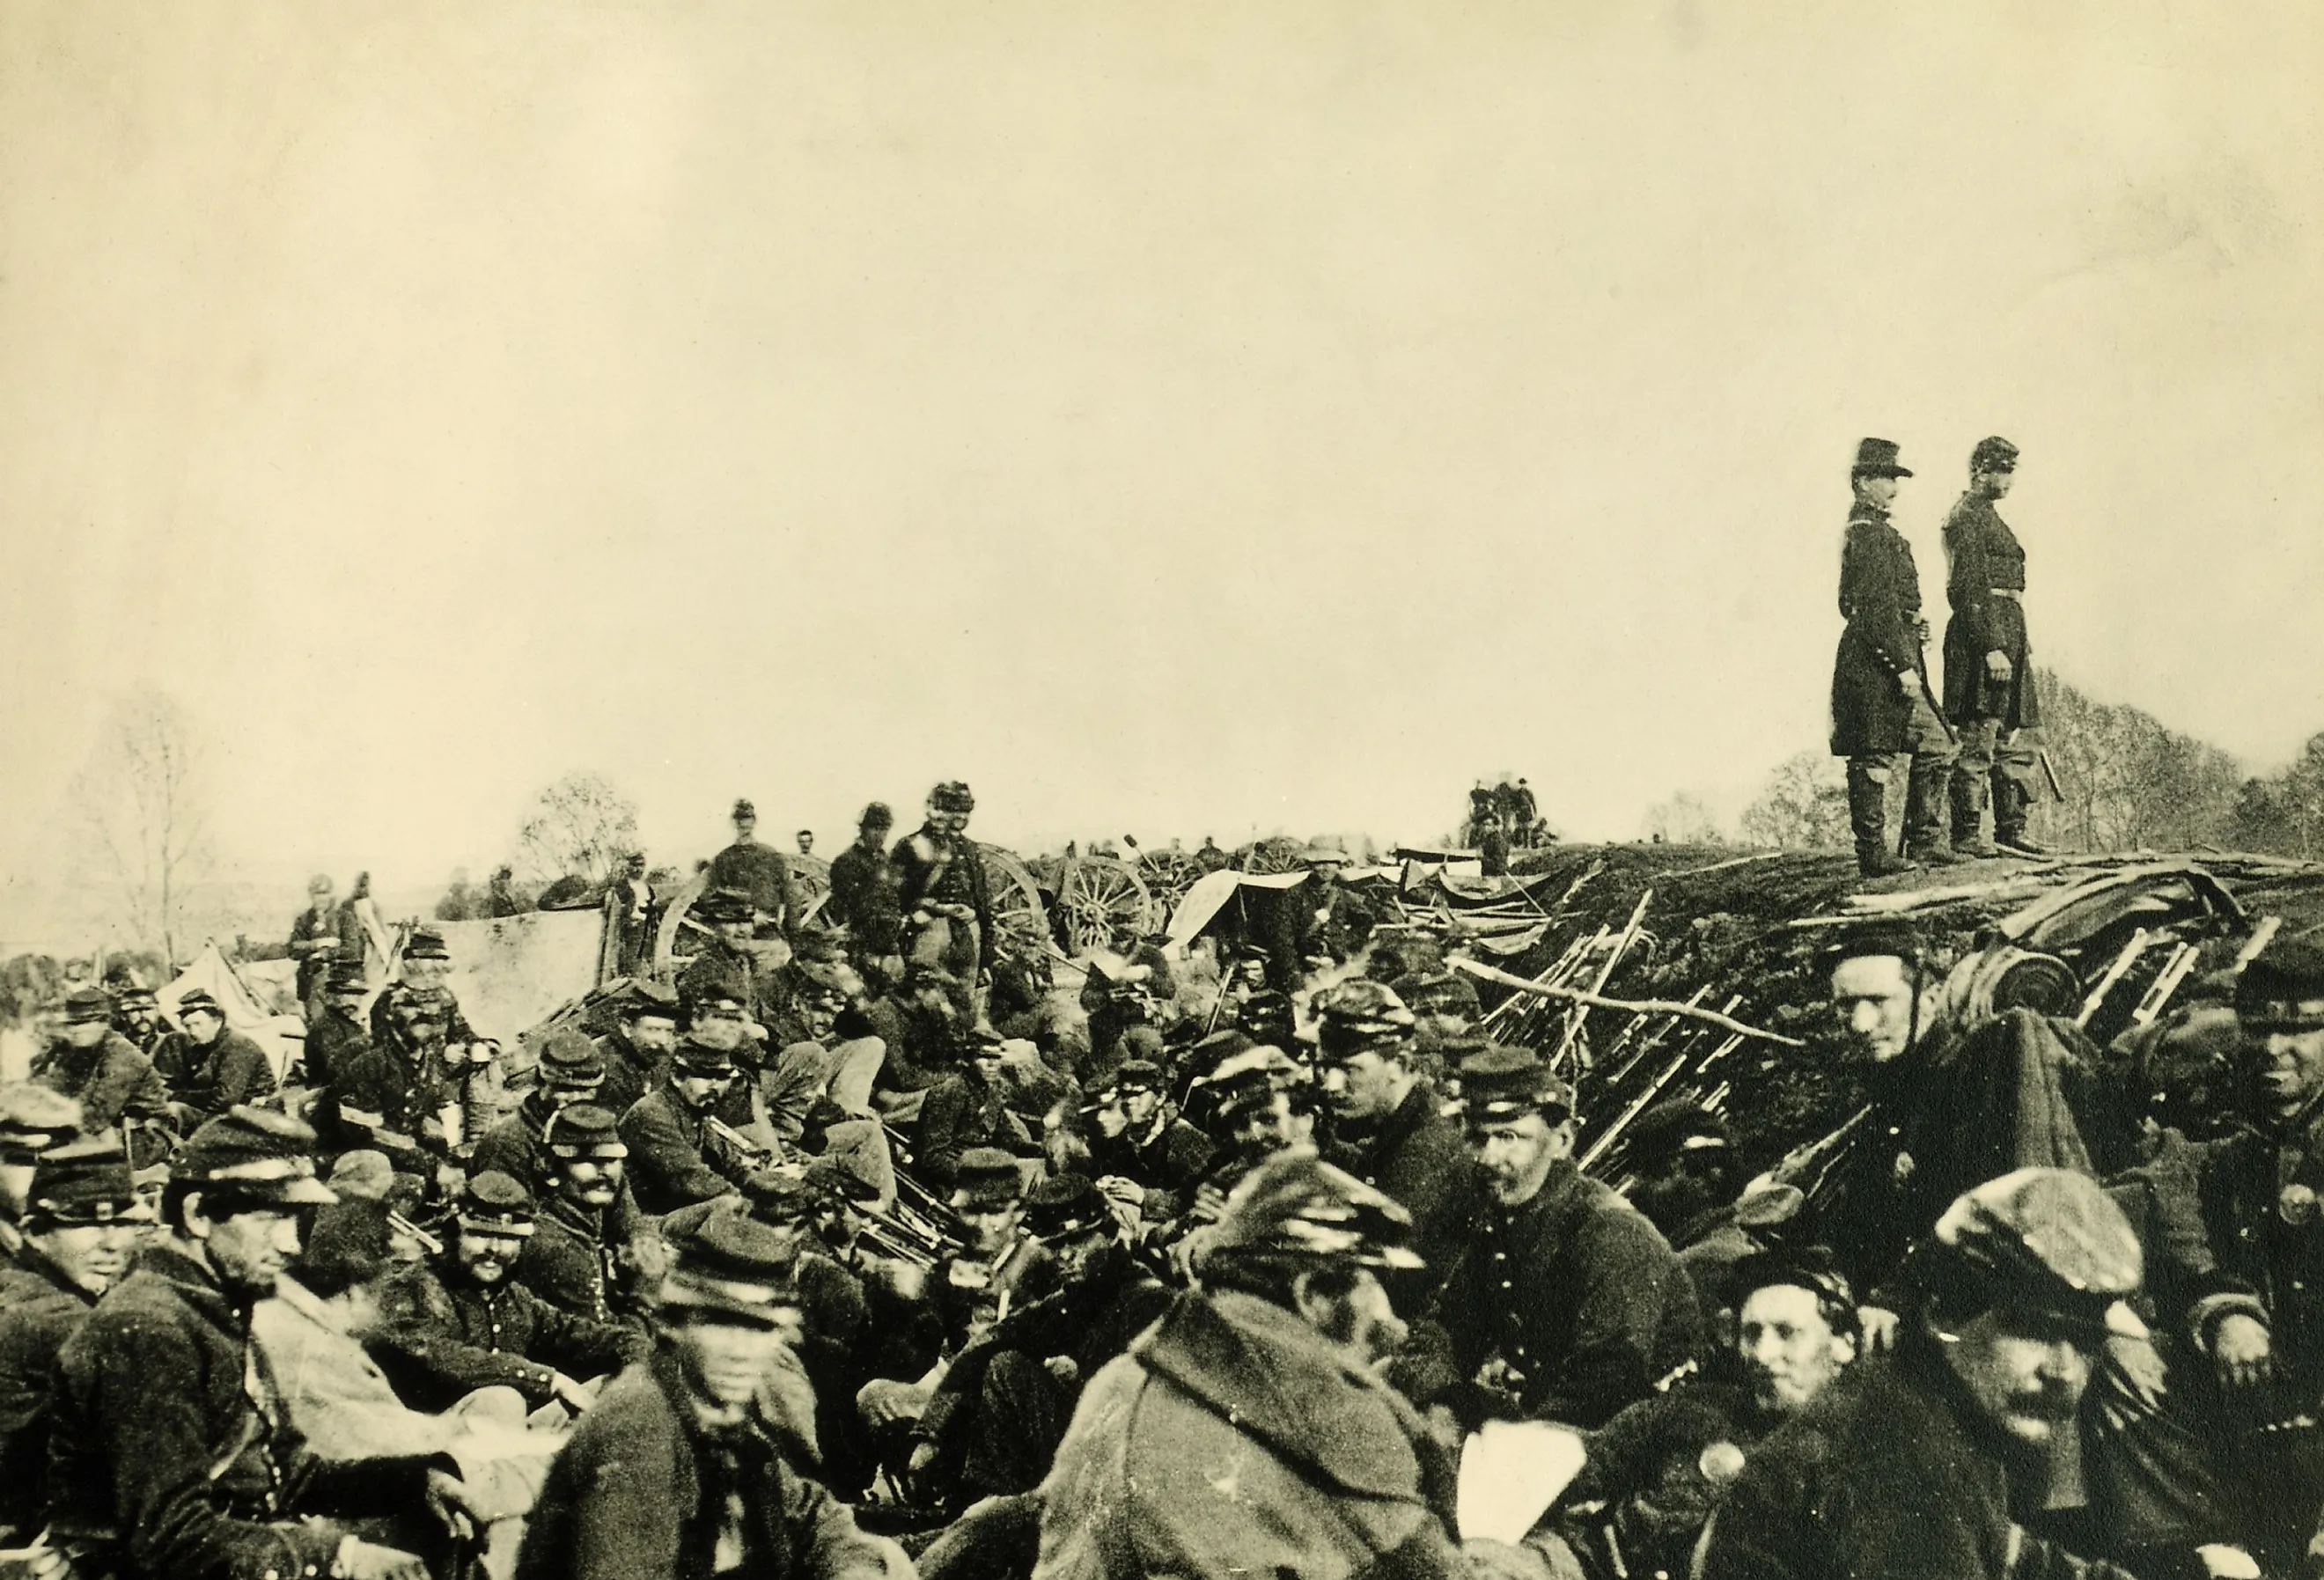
[1033,1150,1546,1580]
[620,1033,787,1216]
[0,1139,148,1545]
[592,980,681,1120]
[372,1171,642,1415]
[333,981,478,1172]
[304,959,375,1089]
[107,985,168,1056]
[30,987,171,1142]
[2124,937,2324,1567]
[516,1105,644,1326]
[48,1107,476,1580]
[894,782,996,983]
[368,928,487,1049]
[1700,1171,2165,1580]
[910,1173,1173,1515]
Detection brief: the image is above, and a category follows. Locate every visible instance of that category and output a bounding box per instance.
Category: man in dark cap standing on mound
[1945,435,2049,857]
[1829,437,1961,876]
[707,797,802,941]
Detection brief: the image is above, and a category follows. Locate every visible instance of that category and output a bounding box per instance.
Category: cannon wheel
[980,845,1055,966]
[1135,847,1207,915]
[1236,836,1309,876]
[1055,855,1159,955]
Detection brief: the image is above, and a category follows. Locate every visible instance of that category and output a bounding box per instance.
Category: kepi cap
[658,1199,799,1321]
[1452,1044,1575,1122]
[176,1106,337,1206]
[1970,435,2019,473]
[456,1170,537,1238]
[1195,1148,1424,1277]
[2235,937,2324,1033]
[1914,1166,2140,1336]
[23,1136,147,1230]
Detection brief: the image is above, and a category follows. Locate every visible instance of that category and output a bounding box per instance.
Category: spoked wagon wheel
[1055,856,1159,955]
[1236,836,1309,876]
[1134,847,1206,915]
[980,846,1055,967]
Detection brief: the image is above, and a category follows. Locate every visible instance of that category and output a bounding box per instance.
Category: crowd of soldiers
[7,768,2324,1580]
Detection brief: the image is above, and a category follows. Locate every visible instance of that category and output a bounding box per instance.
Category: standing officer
[1944,435,2048,857]
[1829,437,1960,876]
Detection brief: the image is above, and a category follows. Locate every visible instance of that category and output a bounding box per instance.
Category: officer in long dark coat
[1828,437,1960,875]
[1943,435,2048,856]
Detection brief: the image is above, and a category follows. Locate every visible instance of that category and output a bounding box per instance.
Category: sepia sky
[1,1,2320,900]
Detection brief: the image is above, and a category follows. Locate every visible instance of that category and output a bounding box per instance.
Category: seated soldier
[677,886,772,1025]
[619,1031,785,1216]
[49,1107,479,1580]
[1085,1059,1213,1223]
[0,1139,148,1546]
[372,1171,644,1415]
[1312,981,1470,1254]
[252,1196,560,1539]
[330,981,477,1173]
[1,1084,87,1271]
[369,926,488,1049]
[515,1206,902,1580]
[303,959,375,1090]
[151,988,278,1123]
[856,1149,1052,1449]
[1183,1044,1318,1224]
[1700,1171,2182,1580]
[1562,1247,1860,1580]
[473,1029,621,1199]
[916,1025,1039,1188]
[518,1103,648,1326]
[592,980,680,1120]
[30,986,171,1143]
[108,985,169,1057]
[910,1173,1173,1514]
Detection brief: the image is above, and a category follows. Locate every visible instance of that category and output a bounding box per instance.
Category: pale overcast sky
[2,1,2319,895]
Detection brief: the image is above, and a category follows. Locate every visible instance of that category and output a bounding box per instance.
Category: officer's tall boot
[1950,767,1998,859]
[1848,764,1915,878]
[1993,777,2051,856]
[1903,755,1964,867]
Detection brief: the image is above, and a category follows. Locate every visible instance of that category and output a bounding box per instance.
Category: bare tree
[70,689,211,967]
[518,772,641,886]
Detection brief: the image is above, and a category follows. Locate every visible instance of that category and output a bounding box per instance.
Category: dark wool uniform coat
[1829,500,1932,756]
[0,1245,98,1538]
[48,1244,445,1580]
[1033,1288,1472,1580]
[31,1033,172,1137]
[152,1027,278,1120]
[1328,1079,1475,1259]
[1427,1158,1702,1429]
[516,1349,897,1580]
[1701,1342,2128,1580]
[619,1077,776,1216]
[1942,491,2041,729]
[371,1257,642,1413]
[300,1004,371,1090]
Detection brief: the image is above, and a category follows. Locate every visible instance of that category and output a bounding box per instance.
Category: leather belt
[1989,588,2022,601]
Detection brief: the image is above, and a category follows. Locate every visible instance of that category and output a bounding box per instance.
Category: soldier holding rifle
[1828,437,1962,876]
